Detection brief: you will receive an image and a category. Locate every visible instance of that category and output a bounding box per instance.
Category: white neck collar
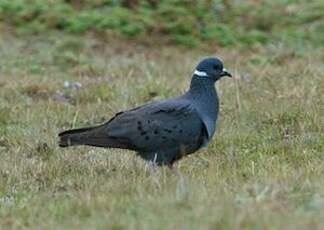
[194,69,208,77]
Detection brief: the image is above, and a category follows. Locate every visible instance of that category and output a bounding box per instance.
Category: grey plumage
[59,57,231,166]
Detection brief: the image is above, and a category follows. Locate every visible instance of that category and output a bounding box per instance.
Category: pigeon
[58,57,232,166]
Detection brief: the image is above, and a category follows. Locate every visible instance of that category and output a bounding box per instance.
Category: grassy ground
[1,0,323,47]
[0,30,324,229]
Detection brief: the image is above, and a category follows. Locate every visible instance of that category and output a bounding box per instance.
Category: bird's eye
[213,65,218,70]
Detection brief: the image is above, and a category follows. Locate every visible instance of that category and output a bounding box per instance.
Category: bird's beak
[221,68,232,78]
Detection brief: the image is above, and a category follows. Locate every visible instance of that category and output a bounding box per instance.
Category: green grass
[0,0,323,47]
[0,30,324,229]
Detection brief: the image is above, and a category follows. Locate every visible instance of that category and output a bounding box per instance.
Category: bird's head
[194,57,232,81]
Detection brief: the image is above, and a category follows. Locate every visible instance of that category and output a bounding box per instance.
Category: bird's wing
[102,99,207,151]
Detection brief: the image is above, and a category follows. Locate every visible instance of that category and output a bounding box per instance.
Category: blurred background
[0,0,323,47]
[0,1,324,229]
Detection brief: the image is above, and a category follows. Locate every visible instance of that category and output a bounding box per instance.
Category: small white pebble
[64,81,82,89]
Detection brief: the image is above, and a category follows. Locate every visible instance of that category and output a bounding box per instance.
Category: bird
[58,57,232,166]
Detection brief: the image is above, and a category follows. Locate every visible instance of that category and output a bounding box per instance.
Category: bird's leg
[144,153,159,173]
[167,161,180,176]
[145,161,158,173]
[153,153,158,164]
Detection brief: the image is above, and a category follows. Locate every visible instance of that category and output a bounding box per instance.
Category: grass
[0,29,324,229]
[1,0,323,47]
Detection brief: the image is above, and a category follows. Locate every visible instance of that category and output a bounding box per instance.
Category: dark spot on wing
[173,125,178,129]
[154,129,159,134]
[141,131,147,136]
[162,136,167,140]
[145,136,150,140]
[179,129,183,133]
[137,121,142,131]
[163,128,172,133]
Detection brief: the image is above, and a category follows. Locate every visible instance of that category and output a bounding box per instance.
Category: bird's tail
[58,125,134,149]
[58,126,99,147]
